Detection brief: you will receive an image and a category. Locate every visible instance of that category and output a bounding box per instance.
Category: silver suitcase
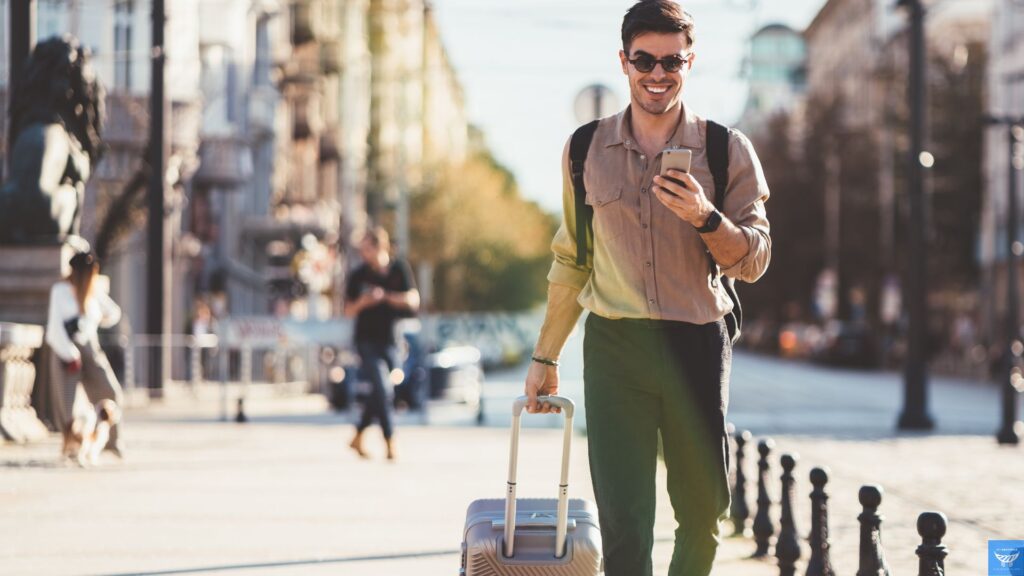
[460,395,603,575]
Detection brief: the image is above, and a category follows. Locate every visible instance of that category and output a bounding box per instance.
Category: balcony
[193,136,253,189]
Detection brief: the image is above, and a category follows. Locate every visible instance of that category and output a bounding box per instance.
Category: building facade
[737,23,807,139]
[0,0,470,368]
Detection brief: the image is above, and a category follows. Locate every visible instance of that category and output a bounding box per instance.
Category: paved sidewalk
[4,360,1021,575]
[1,392,773,576]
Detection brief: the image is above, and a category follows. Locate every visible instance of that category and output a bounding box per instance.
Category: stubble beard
[631,82,679,116]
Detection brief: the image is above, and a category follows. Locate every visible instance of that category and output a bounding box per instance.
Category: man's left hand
[653,170,714,227]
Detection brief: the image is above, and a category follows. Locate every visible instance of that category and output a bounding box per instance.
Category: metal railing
[101,333,323,414]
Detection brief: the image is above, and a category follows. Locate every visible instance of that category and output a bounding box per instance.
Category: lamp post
[146,0,167,396]
[896,0,935,430]
[985,115,1024,445]
[7,1,36,172]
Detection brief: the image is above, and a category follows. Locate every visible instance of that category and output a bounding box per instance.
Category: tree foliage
[742,40,988,334]
[410,151,557,312]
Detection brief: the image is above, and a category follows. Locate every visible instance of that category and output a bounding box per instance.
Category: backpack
[568,118,742,343]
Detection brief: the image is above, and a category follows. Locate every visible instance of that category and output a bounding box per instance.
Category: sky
[431,0,830,213]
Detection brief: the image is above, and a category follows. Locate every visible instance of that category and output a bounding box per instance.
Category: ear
[619,50,629,75]
[685,52,696,74]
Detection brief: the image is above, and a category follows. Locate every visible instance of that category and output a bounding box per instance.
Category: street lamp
[984,115,1024,445]
[896,0,935,430]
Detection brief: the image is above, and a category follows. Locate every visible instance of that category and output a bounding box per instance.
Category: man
[523,2,771,574]
[345,227,419,461]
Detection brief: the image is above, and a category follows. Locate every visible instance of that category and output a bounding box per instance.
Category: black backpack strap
[705,119,742,342]
[706,120,729,211]
[569,120,600,266]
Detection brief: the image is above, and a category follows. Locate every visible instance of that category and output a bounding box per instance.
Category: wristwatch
[696,210,723,234]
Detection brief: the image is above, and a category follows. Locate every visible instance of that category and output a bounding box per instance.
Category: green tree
[410,151,557,312]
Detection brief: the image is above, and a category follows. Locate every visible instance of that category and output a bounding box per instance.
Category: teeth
[646,86,668,94]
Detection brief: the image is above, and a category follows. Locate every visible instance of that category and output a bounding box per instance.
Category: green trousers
[584,313,732,576]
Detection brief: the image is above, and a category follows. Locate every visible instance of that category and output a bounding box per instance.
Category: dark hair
[67,251,99,312]
[621,1,695,54]
[69,251,98,271]
[363,226,390,251]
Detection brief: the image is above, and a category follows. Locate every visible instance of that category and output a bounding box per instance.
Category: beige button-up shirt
[548,104,771,324]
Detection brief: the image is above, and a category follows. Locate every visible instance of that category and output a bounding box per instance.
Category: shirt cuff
[547,260,590,291]
[720,226,755,279]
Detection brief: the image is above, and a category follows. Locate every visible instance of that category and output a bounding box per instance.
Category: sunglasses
[628,51,691,73]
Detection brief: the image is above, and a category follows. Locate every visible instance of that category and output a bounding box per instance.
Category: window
[114,0,133,90]
[254,15,271,87]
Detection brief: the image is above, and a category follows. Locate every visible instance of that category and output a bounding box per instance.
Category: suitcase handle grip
[512,395,575,419]
[504,395,575,560]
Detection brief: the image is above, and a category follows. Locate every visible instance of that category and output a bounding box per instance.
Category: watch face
[700,210,722,233]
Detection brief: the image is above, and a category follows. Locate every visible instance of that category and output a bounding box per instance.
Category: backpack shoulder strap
[569,120,600,266]
[705,119,730,210]
[705,119,743,342]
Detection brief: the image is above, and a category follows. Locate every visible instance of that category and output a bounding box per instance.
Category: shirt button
[648,299,655,304]
[642,223,648,229]
[641,187,647,194]
[640,154,646,161]
[646,261,652,267]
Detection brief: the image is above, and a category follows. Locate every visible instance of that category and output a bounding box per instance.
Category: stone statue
[0,36,104,244]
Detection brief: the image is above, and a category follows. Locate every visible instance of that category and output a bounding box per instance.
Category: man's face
[359,238,380,264]
[619,32,693,116]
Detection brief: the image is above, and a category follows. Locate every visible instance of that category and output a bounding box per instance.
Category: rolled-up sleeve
[547,137,592,290]
[720,130,771,283]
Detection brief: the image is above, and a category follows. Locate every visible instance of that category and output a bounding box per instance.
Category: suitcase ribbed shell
[462,498,602,576]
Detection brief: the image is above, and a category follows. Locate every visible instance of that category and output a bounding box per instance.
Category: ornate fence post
[916,512,948,576]
[752,438,776,557]
[731,429,753,537]
[806,467,834,576]
[776,453,801,576]
[857,485,892,576]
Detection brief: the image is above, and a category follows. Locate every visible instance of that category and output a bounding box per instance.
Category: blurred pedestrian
[344,227,419,461]
[524,2,771,575]
[187,298,216,380]
[46,250,125,460]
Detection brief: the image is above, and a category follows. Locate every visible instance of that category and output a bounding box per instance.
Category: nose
[649,64,668,80]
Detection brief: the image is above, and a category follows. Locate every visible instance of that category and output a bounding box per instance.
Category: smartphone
[660,148,692,179]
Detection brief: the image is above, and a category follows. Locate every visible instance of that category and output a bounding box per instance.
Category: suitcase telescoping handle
[504,395,575,560]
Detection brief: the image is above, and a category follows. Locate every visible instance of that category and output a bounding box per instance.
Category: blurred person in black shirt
[344,227,419,460]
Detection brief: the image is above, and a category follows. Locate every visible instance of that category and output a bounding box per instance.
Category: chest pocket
[586,184,630,242]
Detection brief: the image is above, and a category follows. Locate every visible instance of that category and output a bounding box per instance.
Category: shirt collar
[605,103,704,151]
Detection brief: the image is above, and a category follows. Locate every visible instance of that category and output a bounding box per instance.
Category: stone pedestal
[0,322,49,442]
[0,243,76,325]
[0,242,81,438]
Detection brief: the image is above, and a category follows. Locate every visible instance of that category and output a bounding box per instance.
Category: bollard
[731,429,753,537]
[857,485,892,576]
[189,341,202,392]
[239,345,252,424]
[219,347,229,422]
[915,512,948,576]
[776,453,801,576]
[806,467,835,576]
[235,397,248,423]
[752,438,776,557]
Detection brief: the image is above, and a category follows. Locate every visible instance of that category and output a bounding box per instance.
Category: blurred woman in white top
[46,250,125,457]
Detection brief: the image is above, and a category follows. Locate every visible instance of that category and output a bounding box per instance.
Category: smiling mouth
[644,85,671,95]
